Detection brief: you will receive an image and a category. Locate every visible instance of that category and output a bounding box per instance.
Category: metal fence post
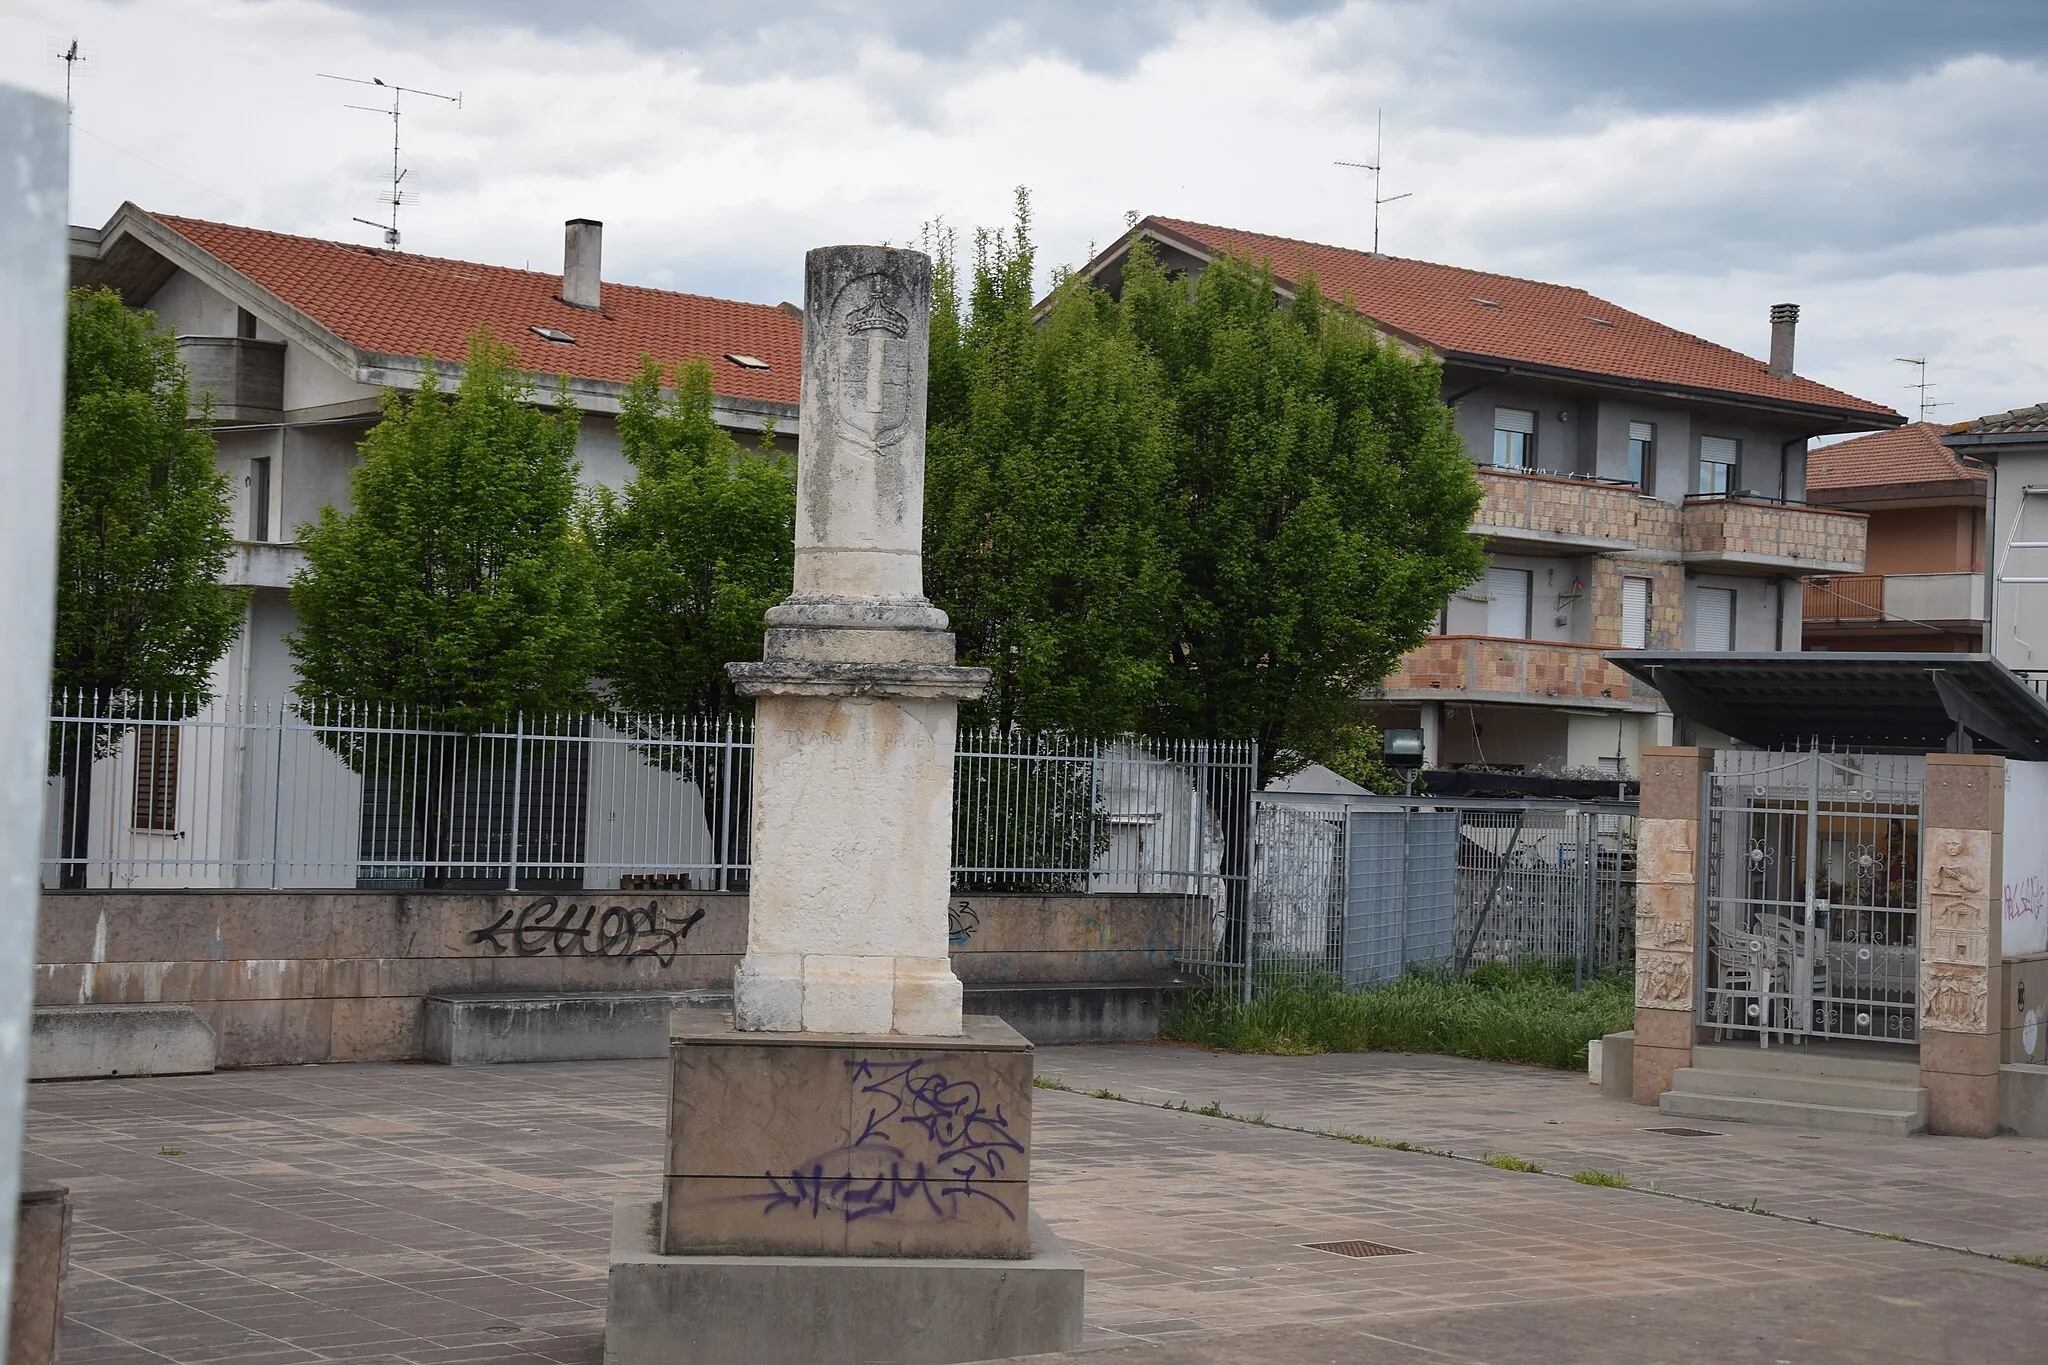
[507,713,524,892]
[268,703,287,890]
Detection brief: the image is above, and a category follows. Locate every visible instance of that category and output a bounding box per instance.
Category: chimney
[1768,302,1799,379]
[563,218,602,311]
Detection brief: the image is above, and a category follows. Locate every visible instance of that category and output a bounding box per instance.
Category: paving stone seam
[1030,1077,2048,1275]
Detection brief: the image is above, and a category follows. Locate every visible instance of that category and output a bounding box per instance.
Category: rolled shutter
[1485,567,1531,638]
[1495,407,1535,435]
[1621,576,1650,649]
[1693,586,1735,652]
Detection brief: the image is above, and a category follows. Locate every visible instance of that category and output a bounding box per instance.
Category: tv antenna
[49,38,92,116]
[318,73,460,250]
[1335,109,1412,255]
[1893,355,1951,423]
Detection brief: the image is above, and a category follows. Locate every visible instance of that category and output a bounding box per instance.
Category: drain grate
[1303,1239,1414,1259]
[1645,1126,1721,1137]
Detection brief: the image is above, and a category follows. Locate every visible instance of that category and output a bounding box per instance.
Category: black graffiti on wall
[469,895,707,966]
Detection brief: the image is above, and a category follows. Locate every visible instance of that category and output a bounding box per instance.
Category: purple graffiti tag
[754,1057,1023,1224]
[2006,876,2046,924]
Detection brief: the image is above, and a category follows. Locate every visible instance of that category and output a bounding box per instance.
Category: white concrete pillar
[728,246,988,1036]
[0,83,69,1333]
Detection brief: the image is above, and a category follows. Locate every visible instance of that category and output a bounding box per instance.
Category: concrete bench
[31,1005,218,1080]
[424,981,1178,1064]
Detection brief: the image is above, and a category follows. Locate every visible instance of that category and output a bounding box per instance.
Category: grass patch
[1164,962,1632,1070]
[1032,1074,1069,1091]
[1570,1167,1632,1188]
[1481,1153,1544,1173]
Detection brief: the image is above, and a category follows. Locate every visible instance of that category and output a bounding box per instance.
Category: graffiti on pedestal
[468,895,707,966]
[757,1057,1022,1222]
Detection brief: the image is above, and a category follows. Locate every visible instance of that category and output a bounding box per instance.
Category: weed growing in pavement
[1196,1100,1225,1117]
[157,1148,187,1157]
[1481,1153,1544,1173]
[1032,1074,1070,1091]
[1570,1168,1633,1188]
[1088,1087,1124,1101]
[1164,962,1632,1070]
[2009,1252,2048,1269]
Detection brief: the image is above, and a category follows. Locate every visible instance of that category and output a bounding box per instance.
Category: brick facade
[1681,497,1867,573]
[1384,636,1639,701]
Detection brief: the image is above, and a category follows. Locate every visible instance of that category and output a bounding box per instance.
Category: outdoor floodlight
[1381,728,1425,769]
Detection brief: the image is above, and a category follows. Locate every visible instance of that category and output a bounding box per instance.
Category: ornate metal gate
[1701,750,1922,1045]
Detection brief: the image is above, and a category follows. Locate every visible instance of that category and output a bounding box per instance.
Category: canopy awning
[1606,651,2048,758]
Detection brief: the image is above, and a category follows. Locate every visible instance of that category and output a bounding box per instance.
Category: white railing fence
[43,696,1256,960]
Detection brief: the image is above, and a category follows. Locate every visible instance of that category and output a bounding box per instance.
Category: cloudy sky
[5,0,2046,424]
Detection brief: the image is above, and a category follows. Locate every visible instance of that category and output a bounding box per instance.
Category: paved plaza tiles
[24,1042,2048,1363]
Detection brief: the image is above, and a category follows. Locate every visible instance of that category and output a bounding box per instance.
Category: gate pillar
[1633,746,1708,1104]
[1921,754,2004,1137]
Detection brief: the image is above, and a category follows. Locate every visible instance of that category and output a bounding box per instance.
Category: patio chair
[1707,922,1777,1045]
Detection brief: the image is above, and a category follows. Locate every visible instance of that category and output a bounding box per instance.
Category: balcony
[1805,572,1984,626]
[177,336,285,423]
[1681,494,1866,575]
[221,541,307,590]
[1473,467,1679,554]
[1380,635,1656,710]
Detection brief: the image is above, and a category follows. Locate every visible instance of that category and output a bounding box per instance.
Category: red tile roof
[1139,217,1898,423]
[150,212,801,406]
[1808,421,1985,496]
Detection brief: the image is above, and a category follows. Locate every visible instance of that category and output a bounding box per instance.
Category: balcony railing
[177,336,285,422]
[1381,635,1646,705]
[1803,573,1883,620]
[1474,466,1676,552]
[1804,571,1984,625]
[1681,494,1866,574]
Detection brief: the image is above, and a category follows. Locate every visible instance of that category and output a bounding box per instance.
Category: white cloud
[3,0,2043,420]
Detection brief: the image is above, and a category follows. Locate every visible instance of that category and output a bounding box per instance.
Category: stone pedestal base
[663,1013,1034,1258]
[606,1197,1083,1365]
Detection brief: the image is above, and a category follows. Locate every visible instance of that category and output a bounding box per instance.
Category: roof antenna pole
[1892,355,1951,424]
[318,73,460,250]
[1334,109,1413,256]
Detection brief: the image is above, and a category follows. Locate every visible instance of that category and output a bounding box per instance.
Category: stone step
[31,1005,218,1080]
[1659,1088,1927,1137]
[1690,1042,1920,1084]
[1670,1065,1927,1111]
[424,981,1175,1064]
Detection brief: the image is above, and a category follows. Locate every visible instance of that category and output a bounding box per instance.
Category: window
[1492,407,1535,470]
[250,456,271,543]
[1698,435,1739,496]
[236,307,258,340]
[1597,756,1623,777]
[1621,575,1651,649]
[1484,566,1532,638]
[1693,586,1735,652]
[133,726,180,832]
[1627,421,1655,488]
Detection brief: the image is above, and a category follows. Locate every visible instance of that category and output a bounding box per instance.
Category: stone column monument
[727,245,986,1037]
[605,247,1083,1365]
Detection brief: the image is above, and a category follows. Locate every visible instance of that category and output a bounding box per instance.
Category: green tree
[54,287,244,886]
[586,356,796,887]
[1121,241,1487,766]
[924,193,1178,736]
[1121,240,1486,962]
[288,330,597,723]
[288,331,597,886]
[587,356,795,719]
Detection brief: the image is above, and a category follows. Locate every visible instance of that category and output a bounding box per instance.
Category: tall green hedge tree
[924,195,1178,737]
[586,356,797,885]
[55,287,244,886]
[1121,239,1487,957]
[288,331,597,885]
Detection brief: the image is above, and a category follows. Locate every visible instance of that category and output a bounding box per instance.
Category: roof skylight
[725,353,771,370]
[1586,316,1615,328]
[1471,297,1500,309]
[531,325,575,344]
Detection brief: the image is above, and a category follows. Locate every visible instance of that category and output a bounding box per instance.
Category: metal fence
[1251,793,1638,990]
[43,693,1256,984]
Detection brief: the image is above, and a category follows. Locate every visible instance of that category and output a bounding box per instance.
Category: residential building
[1943,404,2048,688]
[1076,218,1901,774]
[1803,422,1987,652]
[67,204,802,715]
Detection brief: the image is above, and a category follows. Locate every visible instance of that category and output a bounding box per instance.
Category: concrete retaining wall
[35,890,1182,1068]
